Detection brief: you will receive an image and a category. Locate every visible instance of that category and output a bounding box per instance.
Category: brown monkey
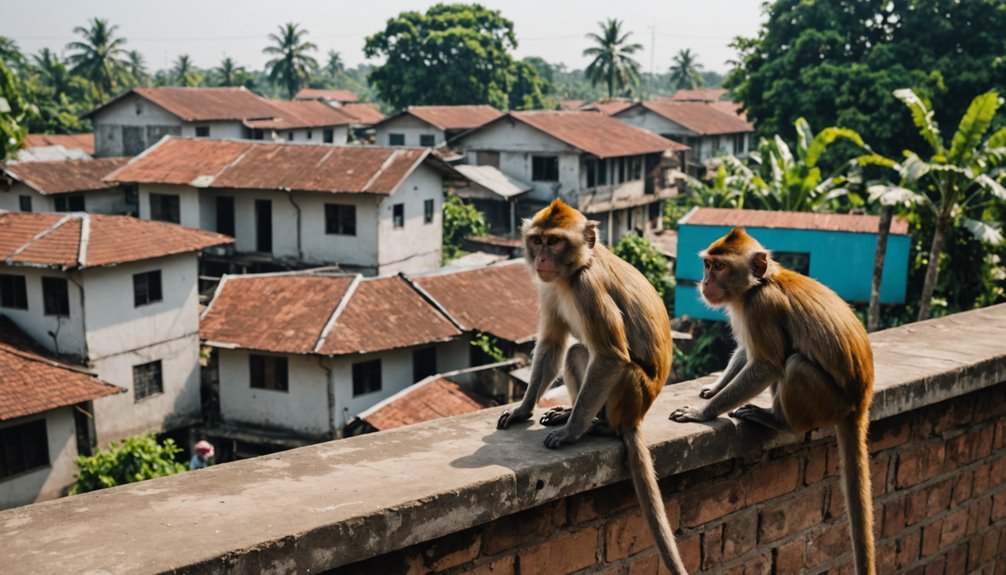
[497,199,686,574]
[670,227,875,575]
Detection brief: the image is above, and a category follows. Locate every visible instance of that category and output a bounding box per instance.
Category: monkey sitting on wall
[670,227,876,575]
[496,199,687,574]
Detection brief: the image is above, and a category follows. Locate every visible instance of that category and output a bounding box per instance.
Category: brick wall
[333,382,1006,575]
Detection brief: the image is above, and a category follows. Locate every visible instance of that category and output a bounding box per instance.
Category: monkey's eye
[712,261,726,271]
[531,237,542,246]
[546,236,560,246]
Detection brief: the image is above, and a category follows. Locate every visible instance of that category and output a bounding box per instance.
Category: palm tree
[325,50,344,77]
[669,49,705,91]
[263,23,318,99]
[65,18,129,97]
[0,36,25,69]
[214,57,245,87]
[172,54,200,87]
[32,48,70,94]
[582,19,642,99]
[126,49,148,86]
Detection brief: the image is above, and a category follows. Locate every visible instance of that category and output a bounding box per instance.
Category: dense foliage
[70,434,187,495]
[612,234,673,305]
[442,192,489,262]
[582,19,643,99]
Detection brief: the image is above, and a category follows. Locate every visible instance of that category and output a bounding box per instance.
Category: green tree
[612,234,673,306]
[1,61,32,159]
[508,59,551,110]
[668,49,705,91]
[263,22,318,99]
[69,434,187,495]
[582,18,642,99]
[325,50,344,77]
[31,48,71,95]
[214,56,247,87]
[726,0,1006,158]
[0,36,25,69]
[364,4,528,110]
[65,17,129,97]
[125,49,148,86]
[172,54,201,87]
[442,191,488,262]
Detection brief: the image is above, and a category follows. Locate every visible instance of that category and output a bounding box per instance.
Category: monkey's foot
[544,427,576,449]
[699,386,720,399]
[730,404,787,431]
[539,407,572,426]
[497,407,532,430]
[669,406,709,423]
[587,418,617,437]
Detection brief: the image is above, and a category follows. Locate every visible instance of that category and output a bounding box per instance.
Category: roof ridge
[6,214,75,264]
[0,341,94,376]
[361,149,403,193]
[313,274,363,353]
[399,272,467,332]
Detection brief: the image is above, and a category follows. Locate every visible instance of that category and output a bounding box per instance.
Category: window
[216,196,235,236]
[388,133,405,146]
[419,134,436,147]
[0,274,28,310]
[323,128,334,144]
[54,194,85,212]
[256,199,273,253]
[630,157,642,180]
[253,129,265,140]
[123,185,138,215]
[586,159,597,188]
[249,354,289,392]
[352,359,381,396]
[307,130,313,140]
[42,277,69,317]
[423,199,435,224]
[0,419,49,479]
[133,360,163,401]
[775,252,811,275]
[531,156,559,182]
[18,195,31,212]
[618,158,626,183]
[325,203,356,235]
[734,134,746,155]
[195,125,210,138]
[287,132,294,141]
[135,102,143,115]
[150,193,180,224]
[413,347,437,382]
[597,159,608,185]
[133,270,163,307]
[393,203,404,228]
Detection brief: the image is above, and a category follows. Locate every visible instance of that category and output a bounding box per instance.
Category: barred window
[133,360,164,401]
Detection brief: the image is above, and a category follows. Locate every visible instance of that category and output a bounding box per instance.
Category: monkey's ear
[752,251,769,278]
[584,220,600,248]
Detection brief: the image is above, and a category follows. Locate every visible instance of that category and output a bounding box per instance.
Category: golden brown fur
[671,227,875,575]
[500,199,684,573]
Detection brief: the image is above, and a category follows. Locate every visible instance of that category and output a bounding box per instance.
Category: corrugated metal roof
[403,105,503,131]
[339,103,386,126]
[23,134,95,154]
[631,101,754,135]
[669,88,729,102]
[580,100,635,115]
[508,111,688,158]
[244,100,354,130]
[2,157,128,195]
[682,207,910,235]
[0,212,233,269]
[453,165,532,199]
[133,87,280,122]
[106,137,430,195]
[0,315,121,420]
[359,377,493,431]
[294,88,359,103]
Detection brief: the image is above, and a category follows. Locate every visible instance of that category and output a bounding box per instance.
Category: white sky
[2,0,765,75]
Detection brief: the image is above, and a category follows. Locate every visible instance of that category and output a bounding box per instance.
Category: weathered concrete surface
[1,304,1004,574]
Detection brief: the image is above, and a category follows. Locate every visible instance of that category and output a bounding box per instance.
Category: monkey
[669,227,875,575]
[497,199,687,574]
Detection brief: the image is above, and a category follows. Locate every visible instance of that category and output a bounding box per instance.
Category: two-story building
[0,211,233,446]
[0,316,121,509]
[451,110,688,245]
[374,105,503,148]
[105,136,461,276]
[243,99,353,144]
[1,157,131,215]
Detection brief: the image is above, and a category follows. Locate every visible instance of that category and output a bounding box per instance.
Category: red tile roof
[580,100,635,115]
[2,157,129,195]
[0,315,121,421]
[669,88,729,102]
[0,212,233,269]
[629,101,754,135]
[117,87,281,122]
[244,100,354,130]
[399,105,503,131]
[339,103,386,125]
[508,111,688,158]
[359,377,494,431]
[106,138,433,195]
[23,134,95,154]
[411,261,539,344]
[294,88,359,103]
[200,274,462,356]
[681,207,910,235]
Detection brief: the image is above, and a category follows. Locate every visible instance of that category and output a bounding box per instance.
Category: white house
[243,99,352,144]
[106,137,461,276]
[451,110,689,245]
[1,157,131,215]
[0,316,121,509]
[374,105,503,148]
[0,211,233,447]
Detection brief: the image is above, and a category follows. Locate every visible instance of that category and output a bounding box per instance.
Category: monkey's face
[528,234,567,282]
[700,257,731,306]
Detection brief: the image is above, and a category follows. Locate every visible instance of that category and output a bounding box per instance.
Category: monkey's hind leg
[541,343,589,427]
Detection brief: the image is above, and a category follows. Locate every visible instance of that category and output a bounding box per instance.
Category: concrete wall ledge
[2,304,1005,574]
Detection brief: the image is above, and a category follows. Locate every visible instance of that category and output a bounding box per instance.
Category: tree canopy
[582,18,642,99]
[727,0,1006,158]
[668,49,705,91]
[65,17,129,98]
[264,22,318,99]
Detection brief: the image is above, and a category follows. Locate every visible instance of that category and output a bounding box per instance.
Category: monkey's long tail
[836,411,876,575]
[622,426,688,575]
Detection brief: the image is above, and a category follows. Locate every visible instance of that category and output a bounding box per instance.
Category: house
[451,164,533,237]
[374,105,503,148]
[1,157,132,214]
[451,110,688,245]
[197,271,467,455]
[666,87,746,118]
[614,100,754,177]
[0,211,233,446]
[294,88,359,105]
[105,137,461,276]
[578,99,635,115]
[674,207,911,321]
[243,99,353,144]
[17,134,95,162]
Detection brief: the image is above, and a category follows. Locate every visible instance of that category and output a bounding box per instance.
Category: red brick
[733,553,771,575]
[462,556,515,575]
[825,444,841,477]
[722,510,757,559]
[897,441,946,489]
[973,386,1006,423]
[871,454,888,498]
[921,519,943,558]
[946,543,968,574]
[999,524,1006,555]
[572,482,636,524]
[945,434,972,472]
[870,419,910,453]
[952,470,974,506]
[626,553,659,575]
[923,555,946,575]
[940,507,969,548]
[994,419,1006,450]
[806,521,852,568]
[896,529,922,569]
[759,488,825,543]
[882,497,906,538]
[426,530,482,572]
[969,498,993,534]
[973,462,993,496]
[993,491,1006,522]
[519,528,598,575]
[829,478,847,519]
[970,425,994,462]
[677,533,700,575]
[775,538,805,573]
[701,524,723,571]
[876,539,898,574]
[906,490,929,526]
[745,457,799,505]
[927,479,954,516]
[991,456,1006,488]
[978,528,1000,565]
[483,502,564,555]
[678,481,746,527]
[806,445,828,484]
[605,512,653,561]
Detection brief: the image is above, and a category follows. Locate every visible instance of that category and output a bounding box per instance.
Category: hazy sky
[2,0,766,75]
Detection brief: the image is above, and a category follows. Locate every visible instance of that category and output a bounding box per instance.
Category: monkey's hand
[699,385,720,399]
[669,406,712,423]
[497,405,533,429]
[544,427,575,449]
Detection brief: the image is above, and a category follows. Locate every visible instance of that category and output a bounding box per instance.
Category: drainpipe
[317,356,337,439]
[284,188,303,261]
[67,272,88,363]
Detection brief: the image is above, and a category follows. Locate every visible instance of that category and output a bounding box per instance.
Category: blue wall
[675,224,910,321]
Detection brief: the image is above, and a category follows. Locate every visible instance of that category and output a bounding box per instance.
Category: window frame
[392,203,404,228]
[352,359,382,397]
[54,194,85,212]
[195,125,210,138]
[42,276,69,317]
[531,155,560,182]
[412,347,437,382]
[18,195,31,212]
[0,274,28,310]
[249,354,289,392]
[388,133,405,146]
[149,193,181,224]
[423,198,435,224]
[133,270,163,308]
[325,203,357,236]
[323,128,334,144]
[419,134,436,147]
[0,419,50,479]
[133,360,164,401]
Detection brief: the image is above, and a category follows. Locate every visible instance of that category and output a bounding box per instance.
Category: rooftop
[681,207,910,235]
[358,375,496,431]
[22,134,95,155]
[379,105,504,131]
[579,100,635,115]
[243,100,354,130]
[619,101,754,135]
[338,103,387,125]
[2,157,129,195]
[506,110,688,159]
[89,87,280,122]
[293,88,359,103]
[0,211,233,269]
[668,88,730,102]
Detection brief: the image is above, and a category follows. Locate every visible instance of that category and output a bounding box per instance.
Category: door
[216,196,235,237]
[255,199,272,253]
